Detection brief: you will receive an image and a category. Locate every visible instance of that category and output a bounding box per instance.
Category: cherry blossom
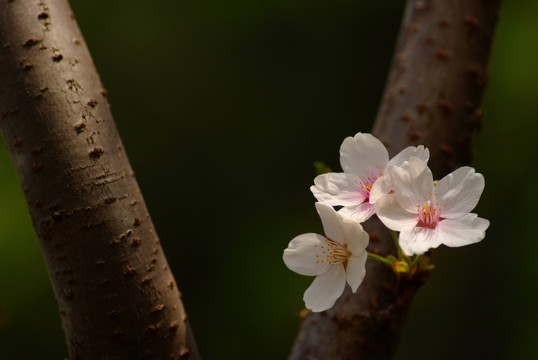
[311,132,429,222]
[283,203,369,312]
[375,157,490,256]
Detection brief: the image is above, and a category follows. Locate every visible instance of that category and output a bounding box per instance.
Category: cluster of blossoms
[283,133,489,312]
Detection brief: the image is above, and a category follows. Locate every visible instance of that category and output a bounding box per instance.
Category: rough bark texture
[0,1,198,359]
[289,1,501,359]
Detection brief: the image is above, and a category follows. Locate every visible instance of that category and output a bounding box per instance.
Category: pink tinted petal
[311,172,366,206]
[392,157,433,213]
[342,220,369,252]
[316,203,345,245]
[339,133,389,175]
[436,213,489,248]
[303,264,346,312]
[436,167,485,218]
[375,195,417,232]
[399,226,442,256]
[283,233,331,276]
[338,202,376,223]
[346,252,367,293]
[388,145,430,167]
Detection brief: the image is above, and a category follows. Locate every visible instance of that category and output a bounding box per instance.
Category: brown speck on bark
[31,164,42,173]
[417,102,428,113]
[14,139,23,147]
[182,314,188,322]
[31,147,42,155]
[73,38,80,45]
[23,38,39,47]
[408,130,420,140]
[148,325,158,334]
[169,321,179,330]
[104,196,116,204]
[134,218,141,226]
[124,267,135,276]
[410,22,420,31]
[435,49,449,59]
[398,87,406,93]
[74,122,85,133]
[67,277,76,284]
[168,281,175,289]
[440,144,454,155]
[100,88,108,97]
[65,292,74,300]
[152,304,164,313]
[87,98,98,107]
[52,52,63,62]
[438,18,450,26]
[438,99,453,113]
[131,238,142,247]
[89,147,104,158]
[414,1,424,10]
[400,114,411,121]
[38,12,49,20]
[465,16,481,29]
[426,36,435,43]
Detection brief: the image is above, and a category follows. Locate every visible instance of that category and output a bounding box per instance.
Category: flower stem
[368,253,394,266]
[391,231,408,260]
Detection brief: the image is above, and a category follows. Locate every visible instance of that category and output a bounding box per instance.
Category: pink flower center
[354,166,383,202]
[417,197,444,229]
[314,238,351,265]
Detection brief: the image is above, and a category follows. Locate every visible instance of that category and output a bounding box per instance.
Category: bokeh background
[0,0,537,359]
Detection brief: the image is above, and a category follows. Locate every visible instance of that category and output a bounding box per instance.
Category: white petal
[388,145,430,167]
[311,172,366,206]
[342,219,369,252]
[436,167,485,218]
[436,214,490,248]
[369,171,394,204]
[399,226,442,256]
[392,157,434,213]
[283,233,331,276]
[346,252,367,293]
[338,202,376,222]
[303,264,346,312]
[316,203,345,245]
[375,195,417,232]
[339,133,389,176]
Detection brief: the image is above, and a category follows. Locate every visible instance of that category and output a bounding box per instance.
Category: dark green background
[1,1,536,359]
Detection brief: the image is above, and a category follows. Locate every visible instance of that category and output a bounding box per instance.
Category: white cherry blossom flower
[311,132,429,222]
[283,203,369,312]
[375,157,490,256]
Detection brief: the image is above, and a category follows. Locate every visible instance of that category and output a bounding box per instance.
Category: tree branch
[0,0,198,358]
[289,1,501,359]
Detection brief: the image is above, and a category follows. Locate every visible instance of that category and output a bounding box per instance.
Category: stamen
[314,237,351,265]
[416,195,444,229]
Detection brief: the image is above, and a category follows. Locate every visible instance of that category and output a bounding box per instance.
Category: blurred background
[0,0,536,359]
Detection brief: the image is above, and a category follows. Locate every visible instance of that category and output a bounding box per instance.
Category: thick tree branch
[289,1,501,359]
[0,0,198,359]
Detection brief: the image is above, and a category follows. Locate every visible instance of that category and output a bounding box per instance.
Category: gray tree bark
[0,1,198,359]
[289,0,501,359]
